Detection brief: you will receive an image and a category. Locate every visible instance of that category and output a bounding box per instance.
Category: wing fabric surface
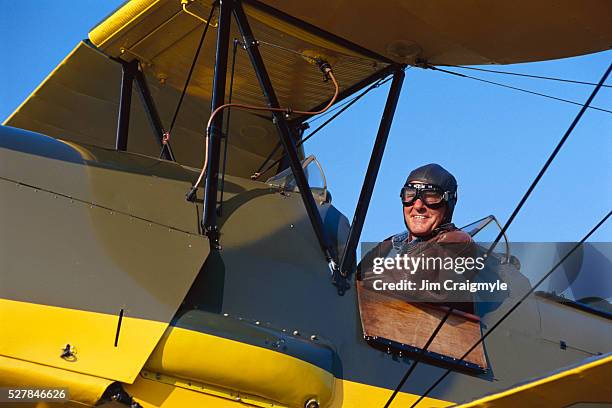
[4,0,612,172]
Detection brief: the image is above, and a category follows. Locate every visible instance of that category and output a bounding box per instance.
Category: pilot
[359,163,475,310]
[399,163,471,244]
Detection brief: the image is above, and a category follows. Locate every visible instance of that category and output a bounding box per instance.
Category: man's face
[403,183,447,237]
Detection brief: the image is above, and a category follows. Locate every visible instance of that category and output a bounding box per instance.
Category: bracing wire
[444,64,612,88]
[252,75,393,180]
[187,67,339,199]
[409,210,611,408]
[485,62,611,257]
[307,67,411,126]
[384,62,612,408]
[423,65,612,115]
[160,3,216,159]
[383,311,451,408]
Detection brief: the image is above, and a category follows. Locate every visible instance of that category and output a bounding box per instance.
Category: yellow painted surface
[89,0,163,47]
[140,325,449,407]
[126,374,260,408]
[454,353,612,408]
[0,354,111,406]
[145,326,334,407]
[1,299,451,407]
[0,298,168,384]
[331,379,451,408]
[124,374,451,408]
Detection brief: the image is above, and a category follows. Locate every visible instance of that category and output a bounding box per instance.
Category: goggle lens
[401,184,446,206]
[421,190,444,205]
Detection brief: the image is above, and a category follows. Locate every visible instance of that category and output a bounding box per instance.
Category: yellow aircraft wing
[453,352,612,408]
[4,0,612,174]
[259,0,612,65]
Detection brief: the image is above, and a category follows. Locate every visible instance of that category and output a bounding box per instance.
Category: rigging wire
[252,75,392,180]
[217,38,239,217]
[423,65,612,115]
[256,39,319,63]
[187,65,340,200]
[307,67,410,126]
[485,62,611,258]
[252,141,283,179]
[384,62,612,408]
[159,4,216,159]
[409,210,611,408]
[383,311,451,408]
[306,93,364,125]
[443,64,612,88]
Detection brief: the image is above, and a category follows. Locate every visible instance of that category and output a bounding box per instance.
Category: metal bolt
[292,330,300,336]
[310,335,318,341]
[305,399,319,408]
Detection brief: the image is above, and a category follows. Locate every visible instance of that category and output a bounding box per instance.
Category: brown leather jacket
[358,223,476,312]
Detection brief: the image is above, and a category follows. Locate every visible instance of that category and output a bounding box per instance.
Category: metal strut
[134,67,176,161]
[203,0,233,249]
[337,68,405,283]
[115,60,137,152]
[233,1,339,269]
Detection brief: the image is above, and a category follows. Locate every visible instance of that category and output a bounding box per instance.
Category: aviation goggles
[400,183,455,208]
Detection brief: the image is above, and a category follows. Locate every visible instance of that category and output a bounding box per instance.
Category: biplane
[1,1,611,407]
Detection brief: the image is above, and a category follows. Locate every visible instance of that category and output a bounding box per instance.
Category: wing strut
[202,0,233,250]
[232,0,339,267]
[337,68,405,291]
[113,58,176,161]
[115,60,137,152]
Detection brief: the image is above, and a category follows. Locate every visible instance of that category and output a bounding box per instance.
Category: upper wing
[4,0,611,174]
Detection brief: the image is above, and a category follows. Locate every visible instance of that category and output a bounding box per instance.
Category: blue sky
[1,1,610,243]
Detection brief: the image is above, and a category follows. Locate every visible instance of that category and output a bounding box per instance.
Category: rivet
[310,335,318,341]
[293,330,300,336]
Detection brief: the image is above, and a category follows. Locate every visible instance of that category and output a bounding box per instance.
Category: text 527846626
[0,388,69,402]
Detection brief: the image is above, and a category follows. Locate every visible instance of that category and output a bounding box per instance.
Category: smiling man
[358,163,477,311]
[400,163,471,244]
